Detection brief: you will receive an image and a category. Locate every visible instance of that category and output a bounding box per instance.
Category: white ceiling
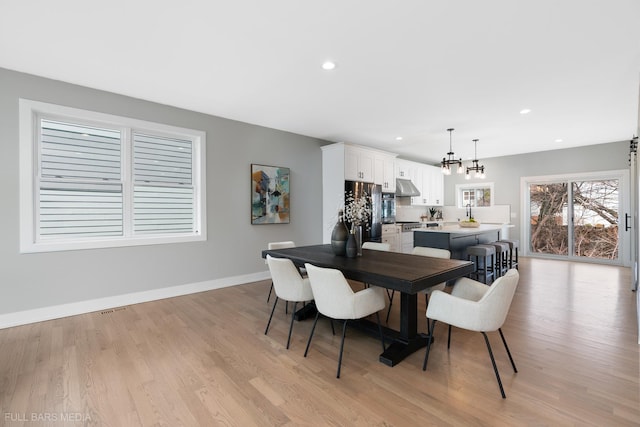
[2,0,640,164]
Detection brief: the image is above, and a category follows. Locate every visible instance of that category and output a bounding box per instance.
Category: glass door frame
[521,169,630,267]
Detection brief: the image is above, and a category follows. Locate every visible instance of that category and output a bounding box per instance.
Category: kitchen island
[413,223,509,260]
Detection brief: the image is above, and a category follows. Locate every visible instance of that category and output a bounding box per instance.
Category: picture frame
[251,164,290,224]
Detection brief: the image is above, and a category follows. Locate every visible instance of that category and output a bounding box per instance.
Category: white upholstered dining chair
[362,241,391,251]
[265,241,296,303]
[361,241,391,289]
[303,263,386,378]
[422,269,520,398]
[264,255,314,349]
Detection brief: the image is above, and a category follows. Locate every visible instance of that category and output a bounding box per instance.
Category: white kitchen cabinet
[395,160,412,179]
[428,166,444,206]
[419,165,444,206]
[381,223,399,252]
[411,165,425,205]
[375,153,396,192]
[345,146,374,182]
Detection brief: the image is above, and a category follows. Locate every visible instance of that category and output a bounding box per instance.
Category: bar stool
[465,244,496,284]
[488,241,510,277]
[497,239,520,270]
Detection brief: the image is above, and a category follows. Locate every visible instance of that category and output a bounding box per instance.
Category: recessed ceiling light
[395,136,403,141]
[555,138,563,143]
[520,108,531,115]
[322,61,336,70]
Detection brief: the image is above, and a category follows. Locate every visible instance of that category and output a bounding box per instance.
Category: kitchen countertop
[413,223,512,235]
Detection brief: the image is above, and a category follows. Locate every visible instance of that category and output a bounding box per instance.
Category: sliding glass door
[525,171,629,265]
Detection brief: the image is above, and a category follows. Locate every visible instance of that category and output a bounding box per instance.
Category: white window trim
[455,182,494,208]
[19,99,207,253]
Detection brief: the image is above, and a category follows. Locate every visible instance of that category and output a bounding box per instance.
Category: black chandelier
[441,128,463,175]
[466,138,485,179]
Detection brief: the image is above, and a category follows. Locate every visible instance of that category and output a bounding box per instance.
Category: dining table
[262,244,474,366]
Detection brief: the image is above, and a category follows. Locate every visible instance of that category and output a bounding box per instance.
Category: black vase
[346,233,357,258]
[331,212,349,256]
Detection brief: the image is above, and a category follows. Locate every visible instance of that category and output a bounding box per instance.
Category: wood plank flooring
[0,258,638,426]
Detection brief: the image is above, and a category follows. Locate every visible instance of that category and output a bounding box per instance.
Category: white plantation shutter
[39,184,123,237]
[38,120,123,239]
[41,120,121,180]
[133,133,195,234]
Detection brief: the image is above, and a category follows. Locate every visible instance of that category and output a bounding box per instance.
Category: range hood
[395,178,421,197]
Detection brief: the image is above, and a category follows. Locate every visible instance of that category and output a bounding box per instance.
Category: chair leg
[375,312,386,352]
[386,288,394,300]
[447,324,452,349]
[267,282,273,302]
[385,290,395,323]
[330,319,335,335]
[337,320,348,378]
[304,311,320,357]
[425,293,433,336]
[265,296,279,335]
[482,332,506,398]
[422,319,437,371]
[498,328,518,373]
[285,302,298,349]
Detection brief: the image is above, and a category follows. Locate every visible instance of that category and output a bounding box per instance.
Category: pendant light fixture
[441,128,463,175]
[465,138,485,179]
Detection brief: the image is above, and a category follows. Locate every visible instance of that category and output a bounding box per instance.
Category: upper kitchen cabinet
[344,145,374,182]
[395,159,444,206]
[395,159,412,180]
[427,166,444,206]
[411,165,424,205]
[417,165,444,206]
[374,153,396,193]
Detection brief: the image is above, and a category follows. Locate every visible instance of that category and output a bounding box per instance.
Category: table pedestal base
[293,302,317,321]
[379,333,431,367]
[350,317,433,367]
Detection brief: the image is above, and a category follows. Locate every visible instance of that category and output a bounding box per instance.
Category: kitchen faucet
[466,203,472,219]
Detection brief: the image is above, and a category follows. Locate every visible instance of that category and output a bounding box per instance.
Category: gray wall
[443,141,630,242]
[0,68,324,315]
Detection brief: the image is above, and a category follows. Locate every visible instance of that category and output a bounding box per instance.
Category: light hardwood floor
[1,258,638,426]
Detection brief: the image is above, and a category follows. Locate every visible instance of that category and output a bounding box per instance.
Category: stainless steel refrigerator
[344,181,382,243]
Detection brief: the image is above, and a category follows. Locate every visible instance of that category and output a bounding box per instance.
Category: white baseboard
[0,271,271,330]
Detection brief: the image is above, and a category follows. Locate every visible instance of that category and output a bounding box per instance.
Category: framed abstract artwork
[251,164,290,224]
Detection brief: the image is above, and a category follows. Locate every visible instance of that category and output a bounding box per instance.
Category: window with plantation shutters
[20,99,206,253]
[39,119,124,238]
[133,133,194,234]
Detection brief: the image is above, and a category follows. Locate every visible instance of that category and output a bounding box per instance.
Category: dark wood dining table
[262,244,474,366]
